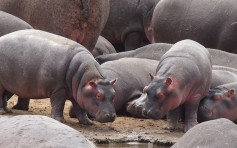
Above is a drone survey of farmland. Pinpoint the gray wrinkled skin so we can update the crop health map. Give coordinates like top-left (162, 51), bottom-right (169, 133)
top-left (172, 118), bottom-right (237, 148)
top-left (101, 0), bottom-right (160, 51)
top-left (0, 0), bottom-right (109, 51)
top-left (152, 0), bottom-right (237, 53)
top-left (0, 115), bottom-right (96, 148)
top-left (96, 43), bottom-right (237, 69)
top-left (0, 29), bottom-right (116, 125)
top-left (0, 11), bottom-right (32, 36)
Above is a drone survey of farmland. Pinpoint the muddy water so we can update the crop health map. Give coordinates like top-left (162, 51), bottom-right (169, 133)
top-left (96, 142), bottom-right (170, 148)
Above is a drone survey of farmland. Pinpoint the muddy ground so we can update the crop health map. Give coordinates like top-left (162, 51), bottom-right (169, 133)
top-left (4, 95), bottom-right (184, 147)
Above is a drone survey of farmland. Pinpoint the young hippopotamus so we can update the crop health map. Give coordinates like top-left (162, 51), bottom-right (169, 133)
top-left (198, 82), bottom-right (237, 123)
top-left (0, 29), bottom-right (116, 125)
top-left (140, 40), bottom-right (212, 132)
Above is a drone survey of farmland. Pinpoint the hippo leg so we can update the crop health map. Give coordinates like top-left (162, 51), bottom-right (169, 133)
top-left (70, 99), bottom-right (93, 125)
top-left (163, 106), bottom-right (181, 130)
top-left (12, 98), bottom-right (30, 110)
top-left (2, 94), bottom-right (12, 113)
top-left (124, 32), bottom-right (142, 51)
top-left (50, 90), bottom-right (66, 123)
top-left (184, 94), bottom-right (201, 132)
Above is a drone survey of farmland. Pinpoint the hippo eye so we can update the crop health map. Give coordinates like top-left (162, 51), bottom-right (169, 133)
top-left (213, 95), bottom-right (222, 102)
top-left (156, 92), bottom-right (165, 100)
top-left (96, 92), bottom-right (104, 101)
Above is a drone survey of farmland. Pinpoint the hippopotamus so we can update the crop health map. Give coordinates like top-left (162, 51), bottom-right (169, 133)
top-left (91, 36), bottom-right (117, 58)
top-left (101, 0), bottom-right (160, 51)
top-left (171, 118), bottom-right (237, 148)
top-left (0, 11), bottom-right (32, 36)
top-left (0, 29), bottom-right (116, 125)
top-left (197, 65), bottom-right (237, 122)
top-left (139, 40), bottom-right (212, 132)
top-left (96, 43), bottom-right (237, 69)
top-left (198, 82), bottom-right (237, 122)
top-left (152, 0), bottom-right (237, 53)
top-left (0, 0), bottom-right (109, 51)
top-left (0, 115), bottom-right (96, 148)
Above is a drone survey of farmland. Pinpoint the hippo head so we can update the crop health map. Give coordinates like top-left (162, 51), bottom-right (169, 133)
top-left (78, 79), bottom-right (116, 123)
top-left (198, 88), bottom-right (236, 122)
top-left (142, 73), bottom-right (182, 119)
top-left (141, 0), bottom-right (160, 43)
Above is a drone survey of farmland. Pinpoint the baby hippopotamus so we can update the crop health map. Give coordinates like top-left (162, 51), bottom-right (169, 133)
top-left (198, 82), bottom-right (237, 122)
top-left (0, 29), bottom-right (116, 125)
top-left (140, 40), bottom-right (212, 132)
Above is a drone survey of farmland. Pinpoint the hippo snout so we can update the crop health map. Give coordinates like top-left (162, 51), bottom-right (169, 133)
top-left (96, 112), bottom-right (116, 123)
top-left (197, 105), bottom-right (212, 122)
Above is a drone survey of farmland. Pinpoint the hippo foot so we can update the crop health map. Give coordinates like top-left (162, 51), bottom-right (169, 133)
top-left (163, 122), bottom-right (178, 131)
top-left (12, 104), bottom-right (29, 111)
top-left (184, 121), bottom-right (198, 132)
top-left (0, 107), bottom-right (12, 114)
top-left (3, 107), bottom-right (13, 113)
top-left (52, 116), bottom-right (66, 123)
top-left (79, 118), bottom-right (93, 125)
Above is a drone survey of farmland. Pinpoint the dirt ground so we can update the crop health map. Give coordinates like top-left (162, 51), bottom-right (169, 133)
top-left (4, 95), bottom-right (184, 147)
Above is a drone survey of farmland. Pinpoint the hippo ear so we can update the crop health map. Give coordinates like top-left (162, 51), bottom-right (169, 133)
top-left (148, 72), bottom-right (154, 80)
top-left (110, 79), bottom-right (117, 86)
top-left (84, 80), bottom-right (97, 92)
top-left (166, 77), bottom-right (172, 86)
top-left (89, 80), bottom-right (97, 88)
top-left (226, 89), bottom-right (235, 99)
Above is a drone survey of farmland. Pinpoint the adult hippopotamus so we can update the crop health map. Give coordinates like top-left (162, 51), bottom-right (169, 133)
top-left (0, 29), bottom-right (116, 125)
top-left (91, 36), bottom-right (117, 58)
top-left (96, 43), bottom-right (237, 69)
top-left (171, 118), bottom-right (237, 148)
top-left (101, 0), bottom-right (159, 51)
top-left (0, 115), bottom-right (96, 148)
top-left (0, 0), bottom-right (109, 51)
top-left (139, 40), bottom-right (212, 132)
top-left (152, 0), bottom-right (237, 53)
top-left (0, 11), bottom-right (32, 36)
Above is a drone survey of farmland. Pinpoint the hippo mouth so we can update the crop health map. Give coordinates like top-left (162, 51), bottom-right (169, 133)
top-left (142, 108), bottom-right (165, 119)
top-left (197, 105), bottom-right (213, 122)
top-left (95, 112), bottom-right (116, 123)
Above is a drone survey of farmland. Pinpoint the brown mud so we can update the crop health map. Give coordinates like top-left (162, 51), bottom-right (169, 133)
top-left (4, 95), bottom-right (184, 147)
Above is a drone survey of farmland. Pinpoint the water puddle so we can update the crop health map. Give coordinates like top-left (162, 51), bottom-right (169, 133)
top-left (96, 142), bottom-right (170, 148)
